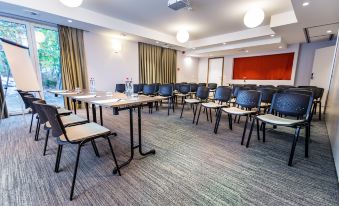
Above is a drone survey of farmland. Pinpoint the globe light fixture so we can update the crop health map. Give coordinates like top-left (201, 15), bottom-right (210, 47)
top-left (243, 7), bottom-right (265, 28)
top-left (60, 0), bottom-right (83, 8)
top-left (35, 31), bottom-right (46, 43)
top-left (176, 29), bottom-right (190, 43)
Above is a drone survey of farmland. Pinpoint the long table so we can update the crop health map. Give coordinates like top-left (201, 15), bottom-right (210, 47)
top-left (49, 90), bottom-right (166, 173)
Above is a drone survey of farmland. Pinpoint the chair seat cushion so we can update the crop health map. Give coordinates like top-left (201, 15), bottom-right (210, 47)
top-left (176, 93), bottom-right (190, 97)
top-left (59, 122), bottom-right (110, 142)
top-left (257, 114), bottom-right (305, 126)
top-left (57, 108), bottom-right (72, 115)
top-left (45, 114), bottom-right (87, 128)
top-left (222, 107), bottom-right (256, 115)
top-left (202, 102), bottom-right (223, 108)
top-left (185, 99), bottom-right (200, 103)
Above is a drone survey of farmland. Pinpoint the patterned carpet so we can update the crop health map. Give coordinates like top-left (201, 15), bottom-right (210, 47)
top-left (0, 105), bottom-right (338, 206)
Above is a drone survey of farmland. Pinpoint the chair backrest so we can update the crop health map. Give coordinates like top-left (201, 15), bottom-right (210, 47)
top-left (39, 103), bottom-right (66, 139)
top-left (257, 88), bottom-right (277, 103)
top-left (32, 100), bottom-right (48, 124)
top-left (25, 96), bottom-right (41, 114)
top-left (236, 90), bottom-right (262, 109)
top-left (269, 93), bottom-right (313, 119)
top-left (196, 86), bottom-right (210, 100)
top-left (159, 84), bottom-right (173, 97)
top-left (143, 84), bottom-right (156, 95)
top-left (198, 83), bottom-right (206, 87)
top-left (208, 83), bottom-right (217, 90)
top-left (115, 84), bottom-right (125, 93)
top-left (233, 86), bottom-right (249, 98)
top-left (284, 88), bottom-right (313, 96)
top-left (258, 85), bottom-right (275, 89)
top-left (17, 90), bottom-right (34, 109)
top-left (244, 84), bottom-right (257, 90)
top-left (298, 86), bottom-right (317, 88)
top-left (313, 87), bottom-right (324, 100)
top-left (214, 86), bottom-right (232, 102)
top-left (189, 83), bottom-right (198, 93)
top-left (174, 83), bottom-right (181, 91)
top-left (179, 84), bottom-right (191, 94)
top-left (154, 83), bottom-right (160, 92)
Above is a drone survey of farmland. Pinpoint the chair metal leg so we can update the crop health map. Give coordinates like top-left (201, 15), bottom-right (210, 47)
top-left (256, 119), bottom-right (260, 141)
top-left (288, 127), bottom-right (301, 166)
top-left (172, 97), bottom-right (175, 113)
top-left (43, 129), bottom-right (50, 156)
top-left (34, 119), bottom-right (40, 141)
top-left (262, 123), bottom-right (266, 142)
top-left (241, 115), bottom-right (249, 145)
top-left (55, 145), bottom-right (63, 173)
top-left (209, 108), bottom-right (212, 123)
top-left (91, 140), bottom-right (100, 157)
top-left (196, 104), bottom-right (203, 125)
top-left (319, 102), bottom-right (322, 120)
top-left (205, 107), bottom-right (209, 122)
top-left (167, 98), bottom-right (170, 116)
top-left (107, 137), bottom-right (121, 176)
top-left (180, 102), bottom-right (186, 118)
top-left (228, 114), bottom-right (233, 130)
top-left (70, 144), bottom-right (82, 200)
top-left (305, 124), bottom-right (310, 158)
top-left (29, 113), bottom-right (34, 133)
top-left (214, 108), bottom-right (221, 134)
top-left (246, 118), bottom-right (256, 148)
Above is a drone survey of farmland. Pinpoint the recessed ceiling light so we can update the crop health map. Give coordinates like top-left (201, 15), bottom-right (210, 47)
top-left (60, 0), bottom-right (83, 8)
top-left (176, 29), bottom-right (190, 43)
top-left (327, 30), bottom-right (332, 34)
top-left (302, 2), bottom-right (310, 7)
top-left (222, 42), bottom-right (227, 45)
top-left (245, 50), bottom-right (249, 53)
top-left (192, 47), bottom-right (196, 50)
top-left (67, 19), bottom-right (73, 23)
top-left (279, 46), bottom-right (283, 49)
top-left (156, 41), bottom-right (159, 44)
top-left (244, 7), bottom-right (265, 28)
top-left (270, 34), bottom-right (275, 37)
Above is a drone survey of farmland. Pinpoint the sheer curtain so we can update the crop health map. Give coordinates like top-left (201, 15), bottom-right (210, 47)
top-left (139, 42), bottom-right (176, 84)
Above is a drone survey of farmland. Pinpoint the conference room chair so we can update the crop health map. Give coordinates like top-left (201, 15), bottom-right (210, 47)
top-left (198, 83), bottom-right (206, 87)
top-left (196, 86), bottom-right (232, 126)
top-left (115, 84), bottom-right (125, 93)
top-left (133, 84), bottom-right (140, 94)
top-left (18, 92), bottom-right (35, 132)
top-left (39, 103), bottom-right (121, 200)
top-left (312, 87), bottom-right (324, 120)
top-left (257, 88), bottom-right (277, 114)
top-left (246, 92), bottom-right (313, 166)
top-left (189, 83), bottom-right (198, 98)
top-left (175, 84), bottom-right (191, 104)
top-left (143, 84), bottom-right (157, 113)
top-left (244, 84), bottom-right (257, 90)
top-left (214, 90), bottom-right (262, 145)
top-left (158, 84), bottom-right (175, 115)
top-left (258, 85), bottom-right (276, 88)
top-left (180, 86), bottom-right (210, 124)
top-left (25, 96), bottom-right (72, 135)
top-left (33, 100), bottom-right (88, 155)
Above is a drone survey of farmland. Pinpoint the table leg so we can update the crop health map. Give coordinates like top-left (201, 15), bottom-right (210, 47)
top-left (85, 102), bottom-right (90, 122)
top-left (92, 104), bottom-right (97, 123)
top-left (113, 108), bottom-right (135, 174)
top-left (66, 97), bottom-right (71, 110)
top-left (100, 106), bottom-right (103, 126)
top-left (73, 99), bottom-right (77, 114)
top-left (138, 106), bottom-right (156, 156)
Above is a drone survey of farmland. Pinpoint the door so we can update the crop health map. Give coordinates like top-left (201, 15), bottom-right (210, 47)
top-left (208, 57), bottom-right (224, 85)
top-left (310, 46), bottom-right (335, 108)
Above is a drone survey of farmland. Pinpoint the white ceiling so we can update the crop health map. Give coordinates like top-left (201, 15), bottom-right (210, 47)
top-left (82, 0), bottom-right (292, 40)
top-left (0, 0), bottom-right (338, 57)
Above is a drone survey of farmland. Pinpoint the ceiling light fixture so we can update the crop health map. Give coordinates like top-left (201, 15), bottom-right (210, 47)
top-left (270, 34), bottom-right (275, 37)
top-left (156, 41), bottom-right (160, 44)
top-left (222, 42), bottom-right (227, 45)
top-left (176, 29), bottom-right (190, 43)
top-left (67, 19), bottom-right (73, 23)
top-left (327, 30), bottom-right (332, 34)
top-left (302, 2), bottom-right (310, 7)
top-left (244, 7), bottom-right (265, 28)
top-left (245, 50), bottom-right (249, 53)
top-left (279, 46), bottom-right (283, 49)
top-left (60, 0), bottom-right (83, 8)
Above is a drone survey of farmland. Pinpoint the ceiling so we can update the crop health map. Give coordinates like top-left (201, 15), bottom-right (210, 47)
top-left (81, 0), bottom-right (292, 40)
top-left (0, 0), bottom-right (338, 57)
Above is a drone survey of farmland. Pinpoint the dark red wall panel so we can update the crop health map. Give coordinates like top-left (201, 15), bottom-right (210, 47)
top-left (233, 53), bottom-right (294, 80)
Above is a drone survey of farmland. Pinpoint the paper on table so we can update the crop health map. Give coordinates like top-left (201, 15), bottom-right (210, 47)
top-left (92, 99), bottom-right (122, 104)
top-left (73, 95), bottom-right (96, 99)
top-left (49, 90), bottom-right (68, 93)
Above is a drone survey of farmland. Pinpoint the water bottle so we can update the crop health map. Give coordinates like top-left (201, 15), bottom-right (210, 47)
top-left (92, 78), bottom-right (96, 93)
top-left (125, 77), bottom-right (133, 98)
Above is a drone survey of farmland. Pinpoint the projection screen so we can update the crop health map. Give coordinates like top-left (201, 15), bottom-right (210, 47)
top-left (1, 40), bottom-right (41, 92)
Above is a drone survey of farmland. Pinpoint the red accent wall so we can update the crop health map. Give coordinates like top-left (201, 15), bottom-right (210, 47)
top-left (233, 53), bottom-right (294, 80)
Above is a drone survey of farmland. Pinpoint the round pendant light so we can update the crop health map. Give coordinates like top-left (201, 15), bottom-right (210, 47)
top-left (243, 7), bottom-right (265, 28)
top-left (60, 0), bottom-right (83, 8)
top-left (176, 29), bottom-right (190, 43)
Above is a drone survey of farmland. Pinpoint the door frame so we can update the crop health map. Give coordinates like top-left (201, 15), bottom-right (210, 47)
top-left (207, 57), bottom-right (224, 86)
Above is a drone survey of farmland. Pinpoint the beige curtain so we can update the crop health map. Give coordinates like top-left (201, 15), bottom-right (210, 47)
top-left (139, 42), bottom-right (176, 84)
top-left (58, 26), bottom-right (88, 108)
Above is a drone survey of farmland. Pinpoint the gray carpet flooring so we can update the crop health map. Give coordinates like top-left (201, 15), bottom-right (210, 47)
top-left (0, 105), bottom-right (338, 206)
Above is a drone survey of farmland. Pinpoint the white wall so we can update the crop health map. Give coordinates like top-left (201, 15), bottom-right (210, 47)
top-left (177, 52), bottom-right (199, 83)
top-left (84, 32), bottom-right (197, 88)
top-left (84, 32), bottom-right (139, 91)
top-left (325, 35), bottom-right (339, 181)
top-left (198, 44), bottom-right (300, 86)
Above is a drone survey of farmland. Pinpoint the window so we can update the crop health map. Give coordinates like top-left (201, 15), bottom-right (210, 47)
top-left (0, 17), bottom-right (63, 115)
